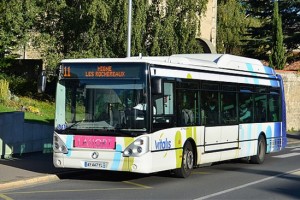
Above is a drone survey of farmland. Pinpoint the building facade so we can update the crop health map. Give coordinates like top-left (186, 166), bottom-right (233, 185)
top-left (198, 0), bottom-right (217, 52)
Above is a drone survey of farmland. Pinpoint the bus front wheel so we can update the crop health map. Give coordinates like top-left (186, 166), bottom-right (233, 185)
top-left (174, 141), bottom-right (194, 178)
top-left (250, 135), bottom-right (266, 164)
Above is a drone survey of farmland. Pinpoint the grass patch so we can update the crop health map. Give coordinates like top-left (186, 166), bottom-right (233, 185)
top-left (0, 96), bottom-right (55, 124)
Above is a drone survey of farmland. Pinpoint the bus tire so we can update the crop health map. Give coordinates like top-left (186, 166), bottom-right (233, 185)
top-left (250, 135), bottom-right (266, 164)
top-left (174, 141), bottom-right (194, 178)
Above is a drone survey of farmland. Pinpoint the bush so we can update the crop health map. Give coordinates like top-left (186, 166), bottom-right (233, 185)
top-left (0, 79), bottom-right (10, 103)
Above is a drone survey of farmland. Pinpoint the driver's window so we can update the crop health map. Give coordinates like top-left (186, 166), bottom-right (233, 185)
top-left (153, 82), bottom-right (174, 127)
top-left (164, 82), bottom-right (174, 114)
top-left (154, 82), bottom-right (174, 115)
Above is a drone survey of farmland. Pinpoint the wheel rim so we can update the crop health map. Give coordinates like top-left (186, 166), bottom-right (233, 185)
top-left (184, 149), bottom-right (193, 171)
top-left (258, 139), bottom-right (265, 160)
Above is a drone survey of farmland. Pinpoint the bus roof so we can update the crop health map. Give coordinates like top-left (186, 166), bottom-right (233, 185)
top-left (61, 54), bottom-right (275, 76)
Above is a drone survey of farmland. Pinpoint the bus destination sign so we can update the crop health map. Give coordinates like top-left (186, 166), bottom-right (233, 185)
top-left (86, 66), bottom-right (125, 78)
top-left (61, 63), bottom-right (143, 79)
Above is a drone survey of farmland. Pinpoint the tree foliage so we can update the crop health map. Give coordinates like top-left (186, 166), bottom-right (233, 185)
top-left (1, 0), bottom-right (209, 70)
top-left (217, 0), bottom-right (253, 55)
top-left (280, 0), bottom-right (300, 51)
top-left (269, 1), bottom-right (286, 70)
top-left (243, 0), bottom-right (300, 59)
top-left (0, 0), bottom-right (37, 58)
top-left (146, 0), bottom-right (207, 56)
top-left (2, 0), bottom-right (300, 71)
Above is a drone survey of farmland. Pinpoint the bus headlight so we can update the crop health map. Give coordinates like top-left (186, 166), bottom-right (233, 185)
top-left (53, 133), bottom-right (68, 154)
top-left (123, 136), bottom-right (149, 157)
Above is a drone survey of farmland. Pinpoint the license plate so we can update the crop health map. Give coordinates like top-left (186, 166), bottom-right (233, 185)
top-left (84, 161), bottom-right (108, 169)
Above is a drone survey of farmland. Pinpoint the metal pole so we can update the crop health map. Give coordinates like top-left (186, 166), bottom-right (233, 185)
top-left (127, 0), bottom-right (132, 58)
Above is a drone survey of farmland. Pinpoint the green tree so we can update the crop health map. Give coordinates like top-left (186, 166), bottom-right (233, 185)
top-left (269, 1), bottom-right (286, 70)
top-left (217, 0), bottom-right (251, 55)
top-left (147, 0), bottom-right (207, 56)
top-left (279, 0), bottom-right (300, 51)
top-left (145, 0), bottom-right (161, 55)
top-left (34, 0), bottom-right (67, 68)
top-left (243, 0), bottom-right (300, 58)
top-left (1, 1), bottom-right (210, 70)
top-left (34, 0), bottom-right (209, 69)
top-left (34, 0), bottom-right (113, 68)
top-left (0, 0), bottom-right (37, 59)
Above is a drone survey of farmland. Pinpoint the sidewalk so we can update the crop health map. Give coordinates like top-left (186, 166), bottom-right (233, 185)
top-left (1, 133), bottom-right (300, 192)
top-left (286, 132), bottom-right (300, 147)
top-left (0, 152), bottom-right (77, 191)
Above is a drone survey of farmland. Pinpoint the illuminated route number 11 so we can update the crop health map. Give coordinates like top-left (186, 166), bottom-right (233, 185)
top-left (64, 67), bottom-right (71, 77)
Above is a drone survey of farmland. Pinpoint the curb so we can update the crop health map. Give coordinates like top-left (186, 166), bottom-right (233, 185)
top-left (0, 174), bottom-right (59, 192)
top-left (0, 170), bottom-right (86, 192)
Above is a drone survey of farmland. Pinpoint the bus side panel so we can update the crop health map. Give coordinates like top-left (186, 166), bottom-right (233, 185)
top-left (150, 127), bottom-right (204, 172)
top-left (277, 74), bottom-right (287, 148)
top-left (238, 122), bottom-right (285, 158)
top-left (199, 151), bottom-right (221, 164)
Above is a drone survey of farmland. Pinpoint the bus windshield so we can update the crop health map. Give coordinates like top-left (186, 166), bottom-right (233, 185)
top-left (56, 79), bottom-right (148, 133)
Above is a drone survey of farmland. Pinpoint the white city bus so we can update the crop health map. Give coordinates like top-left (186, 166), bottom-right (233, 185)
top-left (52, 54), bottom-right (287, 178)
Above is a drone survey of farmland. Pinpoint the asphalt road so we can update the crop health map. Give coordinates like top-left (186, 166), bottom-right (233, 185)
top-left (1, 146), bottom-right (300, 200)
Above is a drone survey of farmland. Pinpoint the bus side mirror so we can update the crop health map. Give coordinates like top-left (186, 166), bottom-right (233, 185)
top-left (38, 70), bottom-right (47, 93)
top-left (152, 78), bottom-right (162, 95)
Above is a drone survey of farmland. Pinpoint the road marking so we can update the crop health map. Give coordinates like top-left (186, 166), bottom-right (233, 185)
top-left (2, 181), bottom-right (151, 196)
top-left (291, 171), bottom-right (300, 176)
top-left (291, 148), bottom-right (300, 151)
top-left (0, 194), bottom-right (13, 200)
top-left (122, 181), bottom-right (152, 189)
top-left (194, 168), bottom-right (300, 200)
top-left (272, 152), bottom-right (300, 158)
top-left (286, 146), bottom-right (300, 149)
top-left (3, 187), bottom-right (146, 195)
top-left (192, 172), bottom-right (211, 175)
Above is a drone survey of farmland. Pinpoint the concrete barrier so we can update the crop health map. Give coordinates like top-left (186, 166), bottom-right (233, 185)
top-left (0, 112), bottom-right (53, 159)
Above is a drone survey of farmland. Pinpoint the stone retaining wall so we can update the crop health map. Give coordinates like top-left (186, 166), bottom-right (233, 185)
top-left (278, 71), bottom-right (300, 131)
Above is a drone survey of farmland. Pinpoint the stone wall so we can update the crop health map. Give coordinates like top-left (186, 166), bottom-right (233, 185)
top-left (278, 71), bottom-right (300, 131)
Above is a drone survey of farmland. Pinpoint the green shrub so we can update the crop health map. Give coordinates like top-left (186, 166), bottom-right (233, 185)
top-left (0, 79), bottom-right (10, 103)
top-left (5, 75), bottom-right (31, 96)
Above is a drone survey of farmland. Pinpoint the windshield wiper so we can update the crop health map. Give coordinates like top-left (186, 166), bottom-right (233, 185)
top-left (66, 120), bottom-right (86, 130)
top-left (57, 120), bottom-right (87, 134)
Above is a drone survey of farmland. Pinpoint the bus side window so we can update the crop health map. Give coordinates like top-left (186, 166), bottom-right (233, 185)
top-left (202, 91), bottom-right (219, 125)
top-left (268, 94), bottom-right (280, 122)
top-left (239, 93), bottom-right (253, 123)
top-left (154, 95), bottom-right (164, 115)
top-left (153, 82), bottom-right (174, 126)
top-left (177, 90), bottom-right (197, 126)
top-left (254, 94), bottom-right (267, 122)
top-left (164, 82), bottom-right (174, 115)
top-left (221, 92), bottom-right (237, 124)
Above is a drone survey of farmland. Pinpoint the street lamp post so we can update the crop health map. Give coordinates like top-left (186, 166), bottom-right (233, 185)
top-left (127, 0), bottom-right (132, 58)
